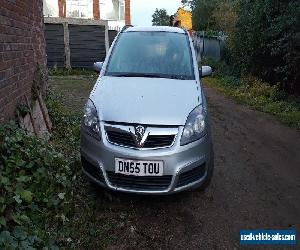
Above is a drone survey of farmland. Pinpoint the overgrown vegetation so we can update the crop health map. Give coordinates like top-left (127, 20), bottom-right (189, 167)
top-left (49, 68), bottom-right (97, 77)
top-left (183, 0), bottom-right (300, 126)
top-left (230, 0), bottom-right (299, 94)
top-left (203, 58), bottom-right (300, 129)
top-left (184, 0), bottom-right (300, 95)
top-left (0, 93), bottom-right (81, 248)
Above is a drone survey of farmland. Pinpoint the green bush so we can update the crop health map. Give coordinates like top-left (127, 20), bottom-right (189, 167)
top-left (0, 94), bottom-right (81, 248)
top-left (202, 57), bottom-right (241, 87)
top-left (191, 0), bottom-right (218, 30)
top-left (230, 0), bottom-right (300, 94)
top-left (191, 0), bottom-right (299, 94)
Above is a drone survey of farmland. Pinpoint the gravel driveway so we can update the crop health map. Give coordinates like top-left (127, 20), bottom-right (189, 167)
top-left (51, 76), bottom-right (300, 248)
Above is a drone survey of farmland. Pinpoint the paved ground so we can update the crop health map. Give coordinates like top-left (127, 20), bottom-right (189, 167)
top-left (51, 76), bottom-right (300, 249)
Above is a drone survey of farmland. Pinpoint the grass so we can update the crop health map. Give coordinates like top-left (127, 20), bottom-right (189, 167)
top-left (46, 93), bottom-right (125, 249)
top-left (203, 68), bottom-right (300, 129)
top-left (48, 76), bottom-right (96, 112)
top-left (49, 68), bottom-right (98, 77)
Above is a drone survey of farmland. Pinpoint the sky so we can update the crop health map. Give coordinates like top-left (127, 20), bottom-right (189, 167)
top-left (131, 0), bottom-right (183, 26)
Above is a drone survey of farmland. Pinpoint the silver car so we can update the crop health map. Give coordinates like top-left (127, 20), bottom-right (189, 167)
top-left (80, 26), bottom-right (214, 194)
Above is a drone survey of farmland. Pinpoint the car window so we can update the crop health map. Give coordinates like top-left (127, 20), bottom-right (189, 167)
top-left (105, 31), bottom-right (195, 80)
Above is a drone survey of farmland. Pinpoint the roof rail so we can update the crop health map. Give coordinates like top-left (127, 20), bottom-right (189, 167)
top-left (120, 25), bottom-right (133, 33)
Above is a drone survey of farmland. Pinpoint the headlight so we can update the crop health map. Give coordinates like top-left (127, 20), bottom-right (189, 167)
top-left (83, 99), bottom-right (100, 140)
top-left (181, 105), bottom-right (206, 145)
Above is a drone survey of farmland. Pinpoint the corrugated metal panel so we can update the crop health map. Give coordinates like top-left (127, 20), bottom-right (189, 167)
top-left (69, 24), bottom-right (106, 68)
top-left (44, 24), bottom-right (65, 68)
top-left (193, 34), bottom-right (225, 61)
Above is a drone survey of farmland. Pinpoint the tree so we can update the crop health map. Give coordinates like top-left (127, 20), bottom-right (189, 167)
top-left (181, 0), bottom-right (197, 10)
top-left (213, 0), bottom-right (238, 35)
top-left (152, 8), bottom-right (170, 26)
top-left (190, 0), bottom-right (299, 93)
top-left (191, 0), bottom-right (218, 31)
top-left (230, 0), bottom-right (300, 93)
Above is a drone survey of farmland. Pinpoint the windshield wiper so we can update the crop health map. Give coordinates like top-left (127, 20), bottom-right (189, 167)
top-left (168, 75), bottom-right (187, 80)
top-left (166, 75), bottom-right (193, 80)
top-left (108, 72), bottom-right (192, 80)
top-left (110, 73), bottom-right (166, 78)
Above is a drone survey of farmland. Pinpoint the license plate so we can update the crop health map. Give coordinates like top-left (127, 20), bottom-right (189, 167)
top-left (115, 158), bottom-right (164, 176)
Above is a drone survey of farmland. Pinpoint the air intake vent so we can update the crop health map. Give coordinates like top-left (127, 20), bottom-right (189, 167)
top-left (176, 164), bottom-right (206, 188)
top-left (107, 172), bottom-right (172, 191)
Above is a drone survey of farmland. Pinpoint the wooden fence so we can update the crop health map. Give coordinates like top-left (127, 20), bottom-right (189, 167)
top-left (44, 17), bottom-right (109, 69)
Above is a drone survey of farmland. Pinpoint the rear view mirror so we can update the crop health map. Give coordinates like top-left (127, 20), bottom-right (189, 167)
top-left (201, 66), bottom-right (212, 78)
top-left (93, 62), bottom-right (103, 73)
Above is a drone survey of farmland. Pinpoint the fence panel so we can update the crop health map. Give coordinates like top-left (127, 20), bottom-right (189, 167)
top-left (108, 30), bottom-right (118, 47)
top-left (69, 24), bottom-right (106, 68)
top-left (45, 24), bottom-right (65, 68)
top-left (203, 38), bottom-right (222, 60)
top-left (192, 33), bottom-right (225, 61)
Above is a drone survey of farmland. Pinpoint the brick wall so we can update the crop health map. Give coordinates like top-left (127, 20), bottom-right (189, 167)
top-left (0, 0), bottom-right (47, 123)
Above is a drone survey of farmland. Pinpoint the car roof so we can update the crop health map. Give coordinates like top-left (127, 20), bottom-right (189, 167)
top-left (124, 26), bottom-right (186, 34)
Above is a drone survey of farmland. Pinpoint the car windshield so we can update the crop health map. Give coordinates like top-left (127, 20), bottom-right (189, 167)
top-left (105, 31), bottom-right (195, 80)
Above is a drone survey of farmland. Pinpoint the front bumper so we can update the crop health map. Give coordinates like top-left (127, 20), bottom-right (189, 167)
top-left (80, 122), bottom-right (212, 194)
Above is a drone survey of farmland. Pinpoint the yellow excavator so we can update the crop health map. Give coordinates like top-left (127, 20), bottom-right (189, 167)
top-left (170, 7), bottom-right (193, 35)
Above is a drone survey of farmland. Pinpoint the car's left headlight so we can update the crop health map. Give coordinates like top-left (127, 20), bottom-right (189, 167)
top-left (181, 105), bottom-right (206, 145)
top-left (83, 99), bottom-right (100, 140)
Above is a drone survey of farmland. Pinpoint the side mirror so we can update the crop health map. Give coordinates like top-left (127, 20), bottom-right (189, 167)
top-left (93, 62), bottom-right (103, 73)
top-left (200, 66), bottom-right (212, 78)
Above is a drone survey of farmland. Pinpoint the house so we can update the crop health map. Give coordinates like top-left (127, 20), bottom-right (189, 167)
top-left (43, 0), bottom-right (131, 30)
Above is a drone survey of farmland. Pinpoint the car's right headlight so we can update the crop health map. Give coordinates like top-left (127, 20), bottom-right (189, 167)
top-left (83, 99), bottom-right (100, 140)
top-left (180, 105), bottom-right (206, 146)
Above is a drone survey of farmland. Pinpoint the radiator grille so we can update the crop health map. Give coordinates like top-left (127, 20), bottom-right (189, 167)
top-left (106, 130), bottom-right (175, 149)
